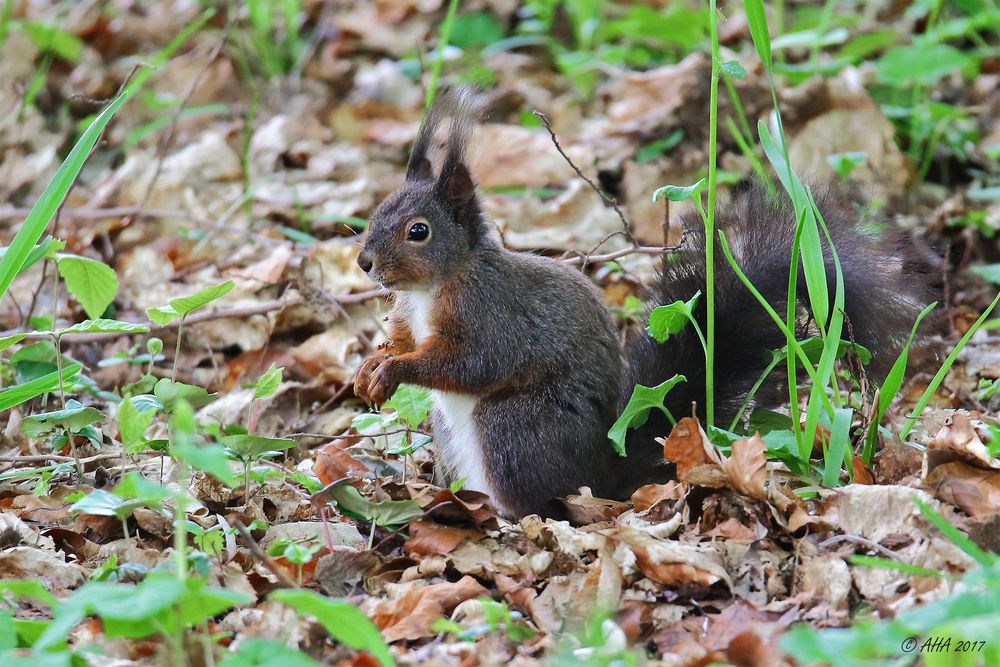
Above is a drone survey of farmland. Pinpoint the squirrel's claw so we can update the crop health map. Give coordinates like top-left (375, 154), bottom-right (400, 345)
top-left (353, 353), bottom-right (386, 404)
top-left (366, 360), bottom-right (400, 407)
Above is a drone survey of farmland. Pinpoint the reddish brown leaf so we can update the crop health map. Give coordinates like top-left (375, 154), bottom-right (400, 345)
top-left (660, 417), bottom-right (717, 478)
top-left (370, 575), bottom-right (490, 642)
top-left (404, 520), bottom-right (483, 556)
top-left (720, 433), bottom-right (768, 501)
top-left (314, 435), bottom-right (371, 486)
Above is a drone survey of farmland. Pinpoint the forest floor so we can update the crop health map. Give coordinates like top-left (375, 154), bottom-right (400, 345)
top-left (1, 1), bottom-right (999, 666)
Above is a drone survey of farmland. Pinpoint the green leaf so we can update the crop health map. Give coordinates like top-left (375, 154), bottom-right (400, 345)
top-left (771, 27), bottom-right (848, 51)
top-left (270, 589), bottom-right (395, 667)
top-left (146, 306), bottom-right (180, 327)
top-left (154, 378), bottom-right (217, 412)
top-left (58, 318), bottom-right (149, 336)
top-left (652, 178), bottom-right (704, 203)
top-left (118, 396), bottom-right (156, 450)
top-left (70, 489), bottom-right (131, 520)
top-left (219, 638), bottom-right (324, 667)
top-left (253, 363), bottom-right (284, 400)
top-left (0, 580), bottom-right (58, 607)
top-left (450, 11), bottom-right (505, 49)
top-left (742, 0), bottom-right (771, 70)
top-left (146, 281), bottom-right (235, 326)
top-left (607, 375), bottom-right (686, 457)
top-left (970, 264), bottom-right (1000, 284)
top-left (647, 291), bottom-right (700, 344)
top-left (826, 151), bottom-right (868, 180)
top-left (21, 399), bottom-right (104, 438)
top-left (635, 129), bottom-right (683, 163)
top-left (22, 21), bottom-right (83, 61)
top-left (877, 43), bottom-right (975, 86)
top-left (221, 434), bottom-right (296, 460)
top-left (720, 59), bottom-right (746, 79)
top-left (173, 441), bottom-right (238, 488)
top-left (0, 334), bottom-right (26, 351)
top-left (979, 378), bottom-right (1000, 401)
top-left (325, 483), bottom-right (423, 527)
top-left (384, 384), bottom-right (433, 429)
top-left (114, 471), bottom-right (170, 503)
top-left (57, 256), bottom-right (118, 319)
top-left (0, 92), bottom-right (128, 303)
top-left (0, 363), bottom-right (81, 411)
top-left (147, 337), bottom-right (163, 357)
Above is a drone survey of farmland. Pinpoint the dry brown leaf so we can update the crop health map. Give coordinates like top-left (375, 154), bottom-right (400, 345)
top-left (925, 460), bottom-right (1000, 518)
top-left (617, 525), bottom-right (731, 589)
top-left (720, 433), bottom-right (768, 501)
top-left (925, 413), bottom-right (998, 472)
top-left (370, 575), bottom-right (490, 642)
top-left (703, 517), bottom-right (763, 544)
top-left (314, 436), bottom-right (372, 485)
top-left (851, 456), bottom-right (875, 484)
top-left (404, 520), bottom-right (483, 556)
top-left (660, 417), bottom-right (719, 479)
top-left (631, 481), bottom-right (684, 513)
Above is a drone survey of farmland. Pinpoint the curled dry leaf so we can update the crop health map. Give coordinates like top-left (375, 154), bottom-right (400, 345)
top-left (720, 433), bottom-right (768, 502)
top-left (631, 481), bottom-right (684, 513)
top-left (562, 486), bottom-right (630, 524)
top-left (314, 434), bottom-right (372, 486)
top-left (404, 520), bottom-right (483, 557)
top-left (369, 575), bottom-right (490, 642)
top-left (925, 460), bottom-right (1000, 519)
top-left (925, 412), bottom-right (998, 472)
top-left (659, 416), bottom-right (720, 479)
top-left (616, 524), bottom-right (731, 589)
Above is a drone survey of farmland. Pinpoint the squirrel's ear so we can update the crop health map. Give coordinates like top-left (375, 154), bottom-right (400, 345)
top-left (438, 162), bottom-right (476, 209)
top-left (407, 157), bottom-right (434, 182)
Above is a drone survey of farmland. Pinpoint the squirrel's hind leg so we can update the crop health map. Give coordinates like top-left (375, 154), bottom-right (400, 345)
top-left (474, 392), bottom-right (616, 521)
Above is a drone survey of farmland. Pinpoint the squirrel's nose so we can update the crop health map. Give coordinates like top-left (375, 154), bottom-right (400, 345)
top-left (357, 252), bottom-right (374, 273)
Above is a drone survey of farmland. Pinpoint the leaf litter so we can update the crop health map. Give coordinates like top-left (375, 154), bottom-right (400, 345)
top-left (0, 1), bottom-right (998, 665)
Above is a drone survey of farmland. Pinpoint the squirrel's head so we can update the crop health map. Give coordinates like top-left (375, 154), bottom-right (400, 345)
top-left (358, 89), bottom-right (488, 291)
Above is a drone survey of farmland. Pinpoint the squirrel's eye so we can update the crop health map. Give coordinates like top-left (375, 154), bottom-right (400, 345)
top-left (406, 222), bottom-right (430, 243)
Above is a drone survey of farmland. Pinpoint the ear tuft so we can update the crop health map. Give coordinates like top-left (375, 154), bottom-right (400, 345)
top-left (407, 157), bottom-right (434, 182)
top-left (439, 163), bottom-right (475, 207)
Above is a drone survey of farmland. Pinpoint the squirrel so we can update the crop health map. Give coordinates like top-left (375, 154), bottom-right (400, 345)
top-left (352, 90), bottom-right (930, 520)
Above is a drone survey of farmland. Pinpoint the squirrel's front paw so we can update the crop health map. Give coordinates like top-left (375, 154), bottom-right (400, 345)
top-left (354, 353), bottom-right (391, 404)
top-left (366, 359), bottom-right (401, 406)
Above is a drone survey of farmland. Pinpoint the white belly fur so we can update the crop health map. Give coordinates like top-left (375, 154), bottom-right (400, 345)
top-left (398, 291), bottom-right (495, 502)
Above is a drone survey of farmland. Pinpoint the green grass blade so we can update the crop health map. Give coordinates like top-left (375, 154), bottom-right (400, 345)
top-left (0, 92), bottom-right (128, 301)
top-left (718, 230), bottom-right (835, 417)
top-left (759, 121), bottom-right (829, 330)
top-left (424, 0), bottom-right (460, 109)
top-left (914, 497), bottom-right (997, 567)
top-left (802, 191), bottom-right (845, 462)
top-left (822, 407), bottom-right (853, 487)
top-left (864, 301), bottom-right (937, 460)
top-left (742, 0), bottom-right (772, 69)
top-left (900, 291), bottom-right (1000, 440)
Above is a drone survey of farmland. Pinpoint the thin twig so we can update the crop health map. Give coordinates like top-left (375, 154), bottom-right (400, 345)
top-left (0, 289), bottom-right (387, 343)
top-left (818, 533), bottom-right (904, 561)
top-left (532, 110), bottom-right (635, 246)
top-left (561, 244), bottom-right (676, 267)
top-left (231, 519), bottom-right (298, 588)
top-left (125, 23), bottom-right (234, 222)
top-left (0, 451), bottom-right (123, 464)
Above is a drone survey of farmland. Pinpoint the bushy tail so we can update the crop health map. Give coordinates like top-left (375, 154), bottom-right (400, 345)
top-left (619, 183), bottom-right (934, 475)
